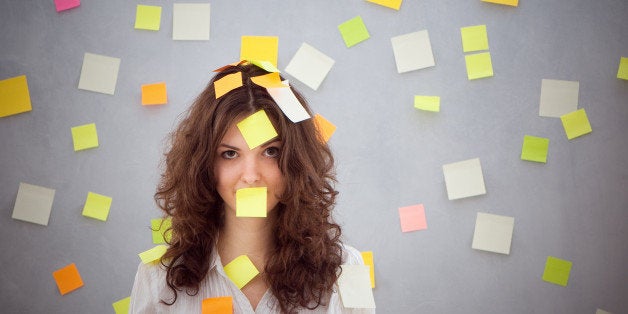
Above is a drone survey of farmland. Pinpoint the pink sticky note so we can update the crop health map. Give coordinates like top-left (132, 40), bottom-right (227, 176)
top-left (398, 204), bottom-right (427, 232)
top-left (54, 0), bottom-right (80, 12)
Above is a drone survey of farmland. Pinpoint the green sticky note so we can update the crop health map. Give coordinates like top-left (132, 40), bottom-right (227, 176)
top-left (465, 52), bottom-right (494, 80)
top-left (236, 110), bottom-right (278, 150)
top-left (82, 192), bottom-right (112, 221)
top-left (248, 60), bottom-right (280, 73)
top-left (617, 57), bottom-right (628, 80)
top-left (561, 108), bottom-right (592, 140)
top-left (151, 217), bottom-right (172, 244)
top-left (71, 123), bottom-right (99, 151)
top-left (112, 296), bottom-right (131, 314)
top-left (460, 25), bottom-right (489, 52)
top-left (542, 256), bottom-right (572, 287)
top-left (521, 135), bottom-right (549, 163)
top-left (135, 5), bottom-right (162, 31)
top-left (338, 16), bottom-right (370, 48)
top-left (223, 255), bottom-right (259, 289)
top-left (139, 245), bottom-right (168, 264)
top-left (0, 75), bottom-right (32, 118)
top-left (414, 95), bottom-right (440, 112)
top-left (236, 187), bottom-right (267, 218)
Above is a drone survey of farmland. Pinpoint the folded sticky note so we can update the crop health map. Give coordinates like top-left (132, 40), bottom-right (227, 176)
top-left (561, 108), bottom-right (592, 140)
top-left (141, 82), bottom-right (167, 105)
top-left (338, 16), bottom-right (370, 48)
top-left (151, 217), bottom-right (172, 244)
top-left (0, 75), bottom-right (32, 118)
top-left (78, 53), bottom-right (121, 95)
top-left (460, 25), bottom-right (489, 52)
top-left (313, 114), bottom-right (336, 143)
top-left (12, 182), bottom-right (55, 226)
top-left (202, 296), bottom-right (233, 314)
top-left (442, 158), bottom-right (486, 200)
top-left (360, 251), bottom-right (376, 288)
top-left (366, 0), bottom-right (402, 10)
top-left (135, 5), bottom-right (161, 31)
top-left (236, 110), bottom-right (278, 150)
top-left (285, 43), bottom-right (335, 90)
top-left (52, 263), bottom-right (84, 295)
top-left (214, 72), bottom-right (242, 99)
top-left (139, 245), bottom-right (168, 264)
top-left (82, 192), bottom-right (112, 221)
top-left (521, 135), bottom-right (549, 163)
top-left (224, 255), bottom-right (259, 289)
top-left (248, 60), bottom-right (280, 73)
top-left (337, 265), bottom-right (376, 308)
top-left (471, 212), bottom-right (515, 255)
top-left (391, 30), bottom-right (435, 73)
top-left (71, 123), bottom-right (99, 151)
top-left (539, 79), bottom-right (579, 118)
top-left (398, 204), bottom-right (427, 232)
top-left (542, 256), bottom-right (572, 287)
top-left (236, 187), bottom-right (267, 217)
top-left (414, 95), bottom-right (440, 112)
top-left (481, 0), bottom-right (518, 6)
top-left (54, 0), bottom-right (80, 12)
top-left (112, 296), bottom-right (131, 314)
top-left (173, 3), bottom-right (210, 40)
top-left (241, 36), bottom-right (279, 67)
top-left (251, 72), bottom-right (285, 89)
top-left (267, 87), bottom-right (311, 123)
top-left (465, 52), bottom-right (494, 80)
top-left (618, 57), bottom-right (628, 80)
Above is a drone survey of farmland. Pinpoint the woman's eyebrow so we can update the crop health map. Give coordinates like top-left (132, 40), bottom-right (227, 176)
top-left (218, 143), bottom-right (240, 150)
top-left (261, 138), bottom-right (282, 147)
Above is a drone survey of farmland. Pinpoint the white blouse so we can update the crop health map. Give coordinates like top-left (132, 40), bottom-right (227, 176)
top-left (129, 244), bottom-right (376, 314)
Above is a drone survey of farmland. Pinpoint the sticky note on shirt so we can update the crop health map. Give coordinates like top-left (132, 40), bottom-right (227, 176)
top-left (202, 296), bottom-right (233, 314)
top-left (236, 110), bottom-right (278, 150)
top-left (391, 30), bottom-right (435, 73)
top-left (82, 192), bottom-right (112, 221)
top-left (52, 263), bottom-right (84, 295)
top-left (414, 95), bottom-right (440, 112)
top-left (214, 72), bottom-right (242, 99)
top-left (460, 25), bottom-right (489, 52)
top-left (141, 82), bottom-right (167, 105)
top-left (481, 0), bottom-right (518, 6)
top-left (236, 187), bottom-right (267, 217)
top-left (337, 265), bottom-right (376, 308)
top-left (360, 251), bottom-right (376, 288)
top-left (139, 245), bottom-right (168, 264)
top-left (240, 36), bottom-right (279, 67)
top-left (398, 204), bottom-right (427, 232)
top-left (521, 135), bottom-right (549, 163)
top-left (54, 0), bottom-right (80, 12)
top-left (12, 182), bottom-right (55, 226)
top-left (173, 3), bottom-right (210, 40)
top-left (561, 108), bottom-right (592, 140)
top-left (135, 5), bottom-right (161, 31)
top-left (539, 79), bottom-right (579, 118)
top-left (78, 53), bottom-right (121, 95)
top-left (442, 158), bottom-right (487, 200)
top-left (542, 256), bottom-right (572, 287)
top-left (338, 16), bottom-right (370, 48)
top-left (151, 217), bottom-right (172, 244)
top-left (285, 43), bottom-right (335, 90)
top-left (366, 0), bottom-right (402, 10)
top-left (472, 212), bottom-right (515, 255)
top-left (267, 87), bottom-right (311, 123)
top-left (224, 255), bottom-right (260, 289)
top-left (0, 75), bottom-right (32, 118)
top-left (71, 123), bottom-right (99, 151)
top-left (112, 296), bottom-right (131, 314)
top-left (313, 114), bottom-right (336, 143)
top-left (465, 52), bottom-right (494, 80)
top-left (618, 57), bottom-right (628, 80)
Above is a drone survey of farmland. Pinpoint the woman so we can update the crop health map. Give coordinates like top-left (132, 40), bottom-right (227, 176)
top-left (130, 62), bottom-right (373, 313)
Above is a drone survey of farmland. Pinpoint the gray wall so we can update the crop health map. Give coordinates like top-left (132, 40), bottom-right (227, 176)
top-left (1, 0), bottom-right (627, 313)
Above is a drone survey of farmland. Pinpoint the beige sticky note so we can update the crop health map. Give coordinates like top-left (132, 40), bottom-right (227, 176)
top-left (0, 75), bottom-right (32, 118)
top-left (236, 110), bottom-right (278, 150)
top-left (139, 245), bottom-right (168, 264)
top-left (214, 72), bottom-right (243, 99)
top-left (539, 79), bottom-right (579, 118)
top-left (360, 251), bottom-right (376, 288)
top-left (472, 212), bottom-right (515, 255)
top-left (236, 187), bottom-right (267, 217)
top-left (78, 53), bottom-right (121, 95)
top-left (442, 158), bottom-right (486, 200)
top-left (240, 36), bottom-right (279, 67)
top-left (172, 3), bottom-right (210, 40)
top-left (561, 108), bottom-right (592, 140)
top-left (223, 255), bottom-right (260, 289)
top-left (82, 192), bottom-right (112, 221)
top-left (12, 182), bottom-right (55, 226)
top-left (266, 86), bottom-right (311, 123)
top-left (337, 265), bottom-right (376, 308)
top-left (391, 30), bottom-right (435, 73)
top-left (284, 43), bottom-right (335, 90)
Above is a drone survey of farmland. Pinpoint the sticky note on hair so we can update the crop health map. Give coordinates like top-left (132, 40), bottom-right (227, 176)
top-left (398, 204), bottom-right (427, 232)
top-left (214, 72), bottom-right (242, 99)
top-left (112, 297), bottom-right (131, 314)
top-left (313, 114), bottom-right (336, 143)
top-left (561, 108), bottom-right (592, 140)
top-left (338, 16), bottom-right (370, 48)
top-left (337, 265), bottom-right (376, 308)
top-left (52, 263), bottom-right (84, 295)
top-left (202, 296), bottom-right (233, 314)
top-left (151, 217), bottom-right (172, 244)
top-left (521, 135), bottom-right (549, 163)
top-left (141, 82), bottom-right (167, 105)
top-left (460, 25), bottom-right (489, 52)
top-left (135, 5), bottom-right (162, 31)
top-left (472, 212), bottom-right (515, 255)
top-left (236, 187), bottom-right (267, 217)
top-left (414, 95), bottom-right (440, 112)
top-left (248, 60), bottom-right (280, 73)
top-left (82, 192), bottom-right (112, 221)
top-left (251, 72), bottom-right (286, 89)
top-left (71, 123), bottom-right (99, 151)
top-left (12, 182), bottom-right (55, 226)
top-left (0, 75), bottom-right (32, 118)
top-left (267, 87), bottom-right (310, 123)
top-left (360, 251), bottom-right (376, 288)
top-left (366, 0), bottom-right (402, 10)
top-left (236, 110), bottom-right (278, 150)
top-left (224, 255), bottom-right (260, 289)
top-left (442, 158), bottom-right (486, 200)
top-left (465, 52), bottom-right (494, 80)
top-left (240, 36), bottom-right (279, 67)
top-left (542, 256), bottom-right (572, 286)
top-left (139, 245), bottom-right (168, 264)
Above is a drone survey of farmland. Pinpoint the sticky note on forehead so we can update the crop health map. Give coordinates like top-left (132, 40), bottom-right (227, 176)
top-left (236, 187), bottom-right (267, 218)
top-left (236, 110), bottom-right (278, 150)
top-left (214, 72), bottom-right (242, 99)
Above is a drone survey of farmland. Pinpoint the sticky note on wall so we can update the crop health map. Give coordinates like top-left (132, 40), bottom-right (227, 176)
top-left (414, 95), bottom-right (440, 112)
top-left (521, 135), bottom-right (549, 163)
top-left (54, 0), bottom-right (80, 12)
top-left (82, 192), bottom-right (112, 221)
top-left (52, 263), bottom-right (84, 295)
top-left (539, 79), bottom-right (579, 118)
top-left (471, 212), bottom-right (515, 255)
top-left (398, 204), bottom-right (427, 232)
top-left (465, 52), bottom-right (494, 80)
top-left (78, 53), bottom-right (121, 95)
top-left (481, 0), bottom-right (519, 7)
top-left (240, 36), bottom-right (279, 67)
top-left (442, 158), bottom-right (487, 200)
top-left (71, 123), bottom-right (99, 151)
top-left (338, 16), bottom-right (370, 48)
top-left (542, 256), bottom-right (572, 286)
top-left (361, 251), bottom-right (376, 288)
top-left (561, 108), bottom-right (592, 140)
top-left (0, 75), bottom-right (32, 118)
top-left (460, 25), bottom-right (489, 52)
top-left (172, 3), bottom-right (211, 40)
top-left (618, 57), bottom-right (628, 80)
top-left (135, 5), bottom-right (162, 31)
top-left (12, 182), bottom-right (55, 226)
top-left (366, 0), bottom-right (403, 10)
top-left (284, 42), bottom-right (335, 91)
top-left (141, 82), bottom-right (167, 105)
top-left (391, 30), bottom-right (435, 73)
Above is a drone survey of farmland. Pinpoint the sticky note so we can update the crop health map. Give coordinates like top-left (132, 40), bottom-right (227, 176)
top-left (202, 296), bottom-right (233, 314)
top-left (414, 95), bottom-right (440, 112)
top-left (521, 135), bottom-right (549, 163)
top-left (442, 158), bottom-right (486, 200)
top-left (172, 3), bottom-right (210, 40)
top-left (139, 245), bottom-right (168, 264)
top-left (141, 82), bottom-right (167, 105)
top-left (78, 53), bottom-right (121, 95)
top-left (236, 187), bottom-right (267, 217)
top-left (460, 25), bottom-right (489, 52)
top-left (361, 251), bottom-right (376, 288)
top-left (0, 75), bottom-right (32, 118)
top-left (313, 114), bottom-right (336, 143)
top-left (398, 204), bottom-right (427, 232)
top-left (12, 182), bottom-right (55, 226)
top-left (618, 57), bottom-right (628, 80)
top-left (285, 42), bottom-right (335, 90)
top-left (481, 0), bottom-right (518, 6)
top-left (465, 52), bottom-right (493, 80)
top-left (240, 36), bottom-right (279, 67)
top-left (71, 123), bottom-right (99, 151)
top-left (267, 87), bottom-right (311, 123)
top-left (542, 256), bottom-right (572, 287)
top-left (595, 309), bottom-right (612, 314)
top-left (250, 72), bottom-right (285, 89)
top-left (337, 265), bottom-right (376, 308)
top-left (151, 217), bottom-right (172, 244)
top-left (52, 263), bottom-right (84, 295)
top-left (236, 110), bottom-right (278, 150)
top-left (338, 16), bottom-right (370, 48)
top-left (391, 30), bottom-right (435, 73)
top-left (214, 72), bottom-right (242, 99)
top-left (82, 192), bottom-right (112, 221)
top-left (223, 255), bottom-right (260, 289)
top-left (135, 5), bottom-right (161, 31)
top-left (366, 0), bottom-right (402, 10)
top-left (539, 79), bottom-right (579, 118)
top-left (112, 296), bottom-right (131, 314)
top-left (54, 0), bottom-right (80, 12)
top-left (561, 109), bottom-right (592, 140)
top-left (248, 60), bottom-right (280, 73)
top-left (472, 212), bottom-right (515, 255)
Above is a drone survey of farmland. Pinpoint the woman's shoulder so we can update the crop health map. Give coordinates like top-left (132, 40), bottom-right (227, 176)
top-left (340, 243), bottom-right (365, 265)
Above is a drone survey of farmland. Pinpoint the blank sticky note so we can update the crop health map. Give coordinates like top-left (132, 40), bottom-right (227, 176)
top-left (135, 5), bottom-right (161, 31)
top-left (460, 25), bottom-right (489, 52)
top-left (472, 212), bottom-right (515, 255)
top-left (391, 30), bottom-right (436, 73)
top-left (414, 95), bottom-right (440, 112)
top-left (54, 0), bottom-right (80, 12)
top-left (78, 53), bottom-right (121, 95)
top-left (595, 309), bottom-right (612, 314)
top-left (251, 72), bottom-right (285, 89)
top-left (236, 187), bottom-right (267, 218)
top-left (561, 109), bottom-right (592, 140)
top-left (443, 158), bottom-right (486, 200)
top-left (285, 43), bottom-right (335, 90)
top-left (465, 52), bottom-right (494, 80)
top-left (173, 3), bottom-right (210, 40)
top-left (236, 110), bottom-right (278, 150)
top-left (52, 263), bottom-right (84, 295)
top-left (151, 217), bottom-right (172, 244)
top-left (361, 251), bottom-right (376, 288)
top-left (71, 123), bottom-right (99, 151)
top-left (240, 36), bottom-right (279, 67)
top-left (0, 75), bottom-right (32, 118)
top-left (337, 265), bottom-right (376, 309)
top-left (12, 182), bottom-right (55, 226)
top-left (82, 192), bottom-right (112, 221)
top-left (542, 256), bottom-right (572, 287)
top-left (313, 114), bottom-right (336, 143)
top-left (224, 255), bottom-right (259, 289)
top-left (267, 87), bottom-right (311, 123)
top-left (482, 0), bottom-right (518, 6)
top-left (139, 245), bottom-right (168, 264)
top-left (618, 57), bottom-right (628, 80)
top-left (214, 72), bottom-right (242, 99)
top-left (141, 82), bottom-right (167, 105)
top-left (112, 296), bottom-right (131, 314)
top-left (202, 296), bottom-right (233, 314)
top-left (539, 79), bottom-right (579, 118)
top-left (398, 204), bottom-right (427, 232)
top-left (521, 135), bottom-right (549, 163)
top-left (366, 0), bottom-right (402, 10)
top-left (338, 16), bottom-right (370, 48)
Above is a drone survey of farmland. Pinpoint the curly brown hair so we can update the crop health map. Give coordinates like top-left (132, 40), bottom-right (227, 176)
top-left (155, 63), bottom-right (343, 313)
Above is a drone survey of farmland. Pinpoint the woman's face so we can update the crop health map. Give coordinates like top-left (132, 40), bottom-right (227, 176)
top-left (214, 122), bottom-right (286, 215)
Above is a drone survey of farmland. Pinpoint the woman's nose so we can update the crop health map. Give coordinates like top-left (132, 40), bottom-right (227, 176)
top-left (240, 156), bottom-right (261, 184)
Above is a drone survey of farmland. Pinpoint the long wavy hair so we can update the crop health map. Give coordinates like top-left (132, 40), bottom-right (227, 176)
top-left (155, 63), bottom-right (342, 313)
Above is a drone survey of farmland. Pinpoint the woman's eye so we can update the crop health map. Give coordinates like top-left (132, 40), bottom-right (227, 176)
top-left (221, 150), bottom-right (238, 159)
top-left (263, 147), bottom-right (280, 158)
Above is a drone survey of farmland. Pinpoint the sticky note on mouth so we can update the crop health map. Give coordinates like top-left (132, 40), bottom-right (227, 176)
top-left (236, 187), bottom-right (267, 217)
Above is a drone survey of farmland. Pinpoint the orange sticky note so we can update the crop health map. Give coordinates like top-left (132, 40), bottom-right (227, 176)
top-left (52, 263), bottom-right (84, 295)
top-left (214, 72), bottom-right (243, 99)
top-left (240, 36), bottom-right (279, 67)
top-left (361, 251), bottom-right (376, 288)
top-left (398, 204), bottom-right (427, 232)
top-left (202, 296), bottom-right (233, 314)
top-left (251, 72), bottom-right (285, 88)
top-left (141, 82), bottom-right (167, 105)
top-left (0, 75), bottom-right (32, 118)
top-left (313, 114), bottom-right (336, 143)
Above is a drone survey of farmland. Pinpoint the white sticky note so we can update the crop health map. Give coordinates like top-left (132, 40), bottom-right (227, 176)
top-left (12, 182), bottom-right (55, 226)
top-left (391, 30), bottom-right (435, 73)
top-left (78, 53), bottom-right (121, 95)
top-left (539, 79), bottom-right (579, 118)
top-left (472, 212), bottom-right (515, 255)
top-left (442, 158), bottom-right (486, 200)
top-left (173, 3), bottom-right (210, 40)
top-left (337, 265), bottom-right (376, 309)
top-left (284, 43), bottom-right (335, 90)
top-left (266, 87), bottom-right (311, 123)
top-left (595, 309), bottom-right (612, 314)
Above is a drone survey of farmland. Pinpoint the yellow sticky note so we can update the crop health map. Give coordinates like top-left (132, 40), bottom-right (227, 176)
top-left (460, 25), bottom-right (489, 52)
top-left (0, 75), bottom-right (32, 118)
top-left (617, 57), bottom-right (628, 80)
top-left (313, 114), bottom-right (336, 143)
top-left (240, 36), bottom-right (279, 67)
top-left (214, 72), bottom-right (243, 99)
top-left (223, 255), bottom-right (259, 289)
top-left (236, 110), bottom-right (278, 150)
top-left (465, 52), bottom-right (494, 80)
top-left (248, 60), bottom-right (280, 73)
top-left (139, 245), bottom-right (168, 264)
top-left (251, 72), bottom-right (285, 88)
top-left (482, 0), bottom-right (519, 7)
top-left (361, 251), bottom-right (376, 288)
top-left (542, 256), bottom-right (572, 287)
top-left (135, 5), bottom-right (162, 31)
top-left (52, 263), bottom-right (84, 295)
top-left (112, 296), bottom-right (131, 314)
top-left (71, 123), bottom-right (99, 151)
top-left (141, 82), bottom-right (167, 105)
top-left (414, 95), bottom-right (440, 112)
top-left (236, 187), bottom-right (267, 217)
top-left (338, 16), bottom-right (370, 48)
top-left (521, 135), bottom-right (549, 163)
top-left (366, 0), bottom-right (402, 10)
top-left (202, 296), bottom-right (233, 314)
top-left (151, 217), bottom-right (172, 244)
top-left (82, 192), bottom-right (112, 221)
top-left (561, 108), bottom-right (592, 140)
